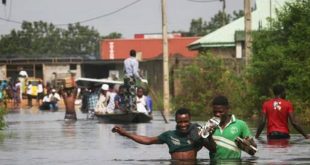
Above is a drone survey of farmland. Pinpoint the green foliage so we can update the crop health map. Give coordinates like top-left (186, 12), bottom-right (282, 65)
top-left (250, 0), bottom-right (310, 121)
top-left (0, 21), bottom-right (121, 58)
top-left (189, 18), bottom-right (208, 36)
top-left (232, 10), bottom-right (244, 21)
top-left (0, 107), bottom-right (6, 130)
top-left (173, 53), bottom-right (250, 117)
top-left (188, 10), bottom-right (244, 36)
top-left (206, 11), bottom-right (231, 33)
top-left (102, 32), bottom-right (122, 39)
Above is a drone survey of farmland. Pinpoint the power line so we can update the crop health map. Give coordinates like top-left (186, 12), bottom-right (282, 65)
top-left (55, 0), bottom-right (142, 26)
top-left (0, 0), bottom-right (142, 26)
top-left (0, 15), bottom-right (22, 24)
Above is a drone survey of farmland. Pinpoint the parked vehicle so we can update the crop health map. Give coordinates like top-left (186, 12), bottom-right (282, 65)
top-left (24, 77), bottom-right (42, 97)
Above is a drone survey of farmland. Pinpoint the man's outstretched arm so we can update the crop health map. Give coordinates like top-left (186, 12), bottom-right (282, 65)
top-left (112, 126), bottom-right (160, 144)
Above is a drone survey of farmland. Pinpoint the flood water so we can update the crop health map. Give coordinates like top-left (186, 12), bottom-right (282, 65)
top-left (1, 109), bottom-right (310, 165)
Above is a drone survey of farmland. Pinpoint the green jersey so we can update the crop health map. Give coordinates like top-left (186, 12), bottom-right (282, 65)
top-left (158, 125), bottom-right (203, 153)
top-left (210, 115), bottom-right (252, 160)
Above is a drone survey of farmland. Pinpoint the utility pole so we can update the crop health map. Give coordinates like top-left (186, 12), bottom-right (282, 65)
top-left (244, 0), bottom-right (252, 66)
top-left (269, 0), bottom-right (272, 19)
top-left (161, 0), bottom-right (170, 122)
top-left (220, 0), bottom-right (226, 26)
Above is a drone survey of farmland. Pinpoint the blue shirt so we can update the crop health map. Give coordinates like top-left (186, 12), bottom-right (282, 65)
top-left (124, 57), bottom-right (141, 79)
top-left (114, 94), bottom-right (126, 110)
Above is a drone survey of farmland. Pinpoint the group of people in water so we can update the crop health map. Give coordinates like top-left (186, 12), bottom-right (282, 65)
top-left (2, 50), bottom-right (309, 162)
top-left (112, 84), bottom-right (310, 161)
top-left (0, 67), bottom-right (64, 111)
top-left (0, 78), bottom-right (62, 112)
top-left (81, 83), bottom-right (153, 119)
top-left (0, 79), bottom-right (24, 109)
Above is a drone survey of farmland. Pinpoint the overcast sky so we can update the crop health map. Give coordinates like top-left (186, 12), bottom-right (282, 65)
top-left (0, 0), bottom-right (245, 38)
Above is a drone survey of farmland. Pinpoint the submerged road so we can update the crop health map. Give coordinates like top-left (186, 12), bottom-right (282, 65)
top-left (0, 109), bottom-right (310, 165)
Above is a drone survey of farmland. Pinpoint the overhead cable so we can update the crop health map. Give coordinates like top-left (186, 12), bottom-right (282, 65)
top-left (0, 0), bottom-right (142, 26)
top-left (55, 0), bottom-right (142, 26)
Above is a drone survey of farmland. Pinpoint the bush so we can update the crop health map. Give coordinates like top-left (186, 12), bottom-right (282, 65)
top-left (173, 52), bottom-right (252, 118)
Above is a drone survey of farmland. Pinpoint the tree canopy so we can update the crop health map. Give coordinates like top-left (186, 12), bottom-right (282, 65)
top-left (188, 10), bottom-right (244, 36)
top-left (0, 21), bottom-right (121, 58)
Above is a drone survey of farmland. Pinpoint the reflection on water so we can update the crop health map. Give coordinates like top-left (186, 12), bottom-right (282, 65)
top-left (0, 109), bottom-right (310, 165)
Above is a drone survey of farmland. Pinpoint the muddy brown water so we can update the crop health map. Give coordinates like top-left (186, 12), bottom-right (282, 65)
top-left (0, 109), bottom-right (310, 165)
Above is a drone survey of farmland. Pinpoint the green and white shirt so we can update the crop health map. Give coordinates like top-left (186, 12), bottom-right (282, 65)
top-left (210, 115), bottom-right (252, 160)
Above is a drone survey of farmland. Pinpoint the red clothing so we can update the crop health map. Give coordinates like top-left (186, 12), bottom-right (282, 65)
top-left (262, 98), bottom-right (293, 134)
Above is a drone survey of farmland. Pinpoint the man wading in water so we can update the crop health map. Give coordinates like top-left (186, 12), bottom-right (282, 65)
top-left (61, 87), bottom-right (78, 121)
top-left (112, 108), bottom-right (216, 160)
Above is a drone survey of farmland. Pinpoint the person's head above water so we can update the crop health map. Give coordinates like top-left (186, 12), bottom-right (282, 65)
top-left (272, 84), bottom-right (286, 99)
top-left (175, 108), bottom-right (192, 134)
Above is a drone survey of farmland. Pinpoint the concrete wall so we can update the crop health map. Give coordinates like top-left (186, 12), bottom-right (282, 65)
top-left (202, 47), bottom-right (245, 74)
top-left (140, 57), bottom-right (194, 98)
top-left (0, 65), bottom-right (6, 80)
top-left (209, 47), bottom-right (236, 59)
top-left (43, 64), bottom-right (81, 84)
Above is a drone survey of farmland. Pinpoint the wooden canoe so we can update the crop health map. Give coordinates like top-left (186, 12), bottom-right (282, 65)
top-left (95, 111), bottom-right (152, 123)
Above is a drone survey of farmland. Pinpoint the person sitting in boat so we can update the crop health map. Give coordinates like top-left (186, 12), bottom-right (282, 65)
top-left (39, 93), bottom-right (51, 110)
top-left (87, 85), bottom-right (99, 119)
top-left (94, 84), bottom-right (110, 114)
top-left (112, 108), bottom-right (217, 160)
top-left (48, 89), bottom-right (61, 111)
top-left (106, 84), bottom-right (118, 114)
top-left (80, 88), bottom-right (90, 113)
top-left (136, 87), bottom-right (149, 115)
top-left (143, 88), bottom-right (153, 115)
top-left (114, 85), bottom-right (127, 114)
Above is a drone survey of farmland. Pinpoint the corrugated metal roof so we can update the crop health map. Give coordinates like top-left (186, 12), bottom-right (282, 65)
top-left (188, 0), bottom-right (290, 50)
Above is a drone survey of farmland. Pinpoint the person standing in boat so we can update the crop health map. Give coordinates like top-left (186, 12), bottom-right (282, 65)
top-left (123, 49), bottom-right (147, 112)
top-left (112, 108), bottom-right (217, 160)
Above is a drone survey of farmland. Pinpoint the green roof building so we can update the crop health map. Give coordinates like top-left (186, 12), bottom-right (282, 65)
top-left (188, 0), bottom-right (290, 59)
